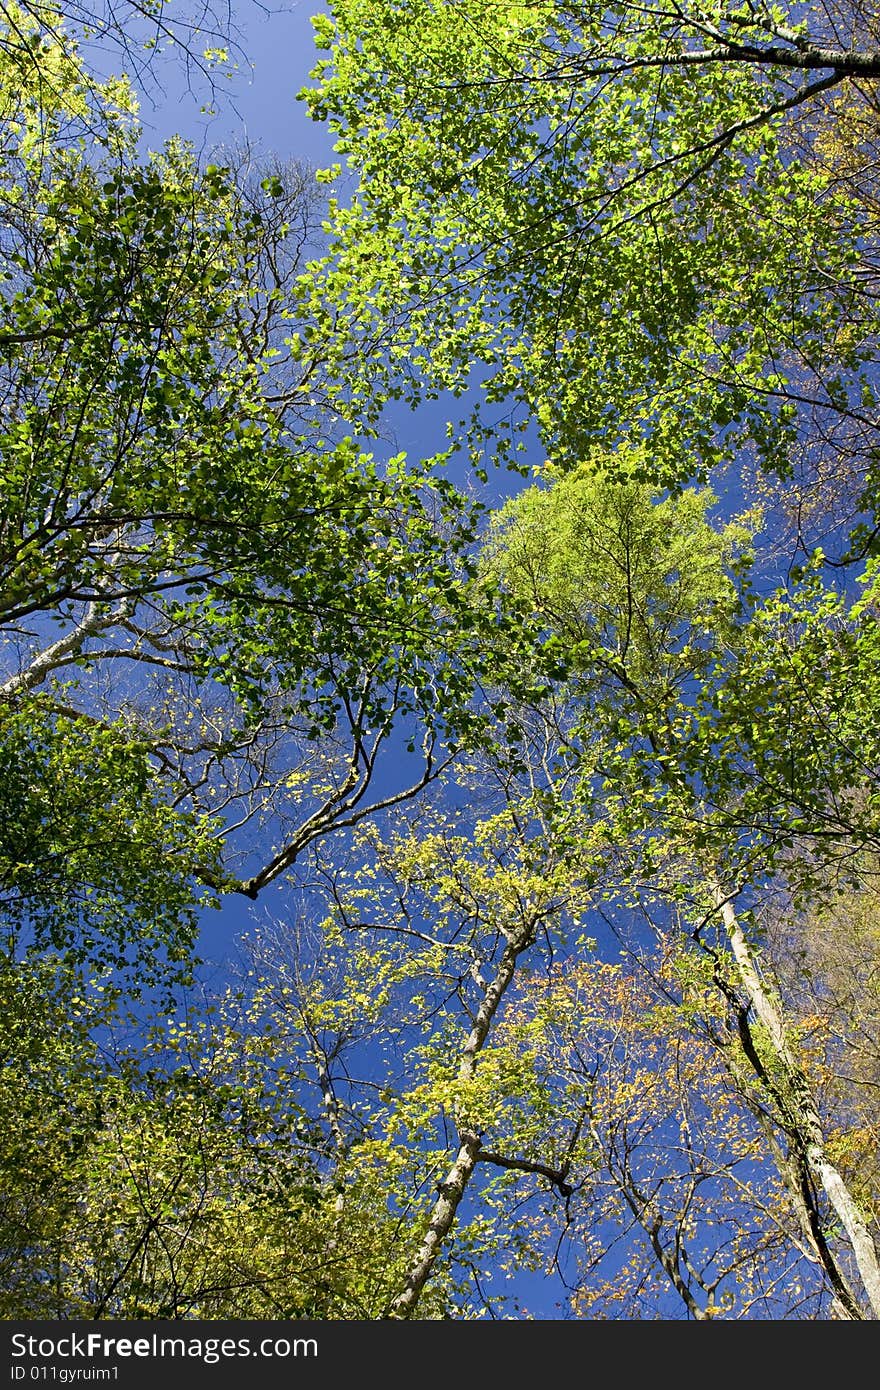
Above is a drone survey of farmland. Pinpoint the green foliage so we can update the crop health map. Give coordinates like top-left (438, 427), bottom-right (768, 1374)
top-left (697, 561), bottom-right (880, 884)
top-left (483, 463), bottom-right (880, 896)
top-left (478, 459), bottom-right (880, 1315)
top-left (0, 960), bottom-right (331, 1318)
top-left (0, 956), bottom-right (109, 1316)
top-left (0, 3), bottom-right (548, 983)
top-left (0, 5), bottom-right (561, 1322)
top-left (305, 1), bottom-right (880, 545)
top-left (4, 0), bottom-right (880, 1323)
top-left (483, 455), bottom-right (751, 695)
top-left (0, 700), bottom-right (221, 990)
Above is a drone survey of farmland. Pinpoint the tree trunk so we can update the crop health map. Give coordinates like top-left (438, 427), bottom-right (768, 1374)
top-left (711, 878), bottom-right (880, 1319)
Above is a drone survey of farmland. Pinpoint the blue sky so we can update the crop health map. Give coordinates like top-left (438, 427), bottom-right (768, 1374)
top-left (138, 2), bottom-right (335, 164)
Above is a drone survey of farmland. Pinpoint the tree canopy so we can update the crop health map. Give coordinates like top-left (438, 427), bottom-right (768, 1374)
top-left (2, 0), bottom-right (879, 1322)
top-left (305, 0), bottom-right (880, 560)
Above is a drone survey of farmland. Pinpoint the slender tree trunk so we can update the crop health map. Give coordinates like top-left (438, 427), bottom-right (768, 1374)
top-left (387, 929), bottom-right (531, 1318)
top-left (711, 878), bottom-right (880, 1319)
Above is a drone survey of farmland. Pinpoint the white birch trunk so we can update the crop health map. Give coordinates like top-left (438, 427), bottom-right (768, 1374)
top-left (712, 878), bottom-right (880, 1319)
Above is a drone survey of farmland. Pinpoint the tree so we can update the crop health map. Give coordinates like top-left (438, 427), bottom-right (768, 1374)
top-left (0, 8), bottom-right (563, 1320)
top-left (496, 949), bottom-right (833, 1320)
top-left (0, 700), bottom-right (224, 993)
top-left (304, 0), bottom-right (880, 560)
top-left (0, 4), bottom-right (542, 999)
top-left (276, 718), bottom-right (877, 1318)
top-left (0, 6), bottom-right (550, 1319)
top-left (7, 0), bottom-right (880, 1323)
top-left (481, 462), bottom-right (880, 1315)
top-left (259, 791), bottom-right (603, 1318)
top-left (766, 873), bottom-right (880, 1245)
top-left (0, 0), bottom-right (247, 107)
top-left (206, 462), bottom-right (879, 1321)
top-left (0, 952), bottom-right (412, 1319)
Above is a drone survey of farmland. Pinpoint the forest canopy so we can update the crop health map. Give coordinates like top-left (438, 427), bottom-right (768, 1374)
top-left (1, 0), bottom-right (879, 1320)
